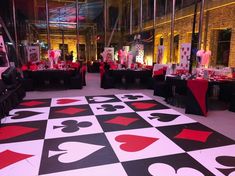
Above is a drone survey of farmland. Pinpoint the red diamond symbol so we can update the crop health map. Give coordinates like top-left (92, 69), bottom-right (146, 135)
top-left (131, 102), bottom-right (157, 109)
top-left (104, 116), bottom-right (139, 126)
top-left (0, 150), bottom-right (33, 169)
top-left (174, 129), bottom-right (213, 143)
top-left (20, 101), bottom-right (45, 107)
top-left (56, 99), bottom-right (80, 104)
top-left (55, 107), bottom-right (86, 115)
top-left (0, 126), bottom-right (38, 140)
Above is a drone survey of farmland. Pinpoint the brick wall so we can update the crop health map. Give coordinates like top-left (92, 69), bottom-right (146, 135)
top-left (152, 1), bottom-right (235, 67)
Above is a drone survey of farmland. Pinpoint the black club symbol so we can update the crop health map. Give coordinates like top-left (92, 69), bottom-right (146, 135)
top-left (53, 120), bottom-right (92, 133)
top-left (97, 104), bottom-right (125, 112)
top-left (122, 95), bottom-right (144, 100)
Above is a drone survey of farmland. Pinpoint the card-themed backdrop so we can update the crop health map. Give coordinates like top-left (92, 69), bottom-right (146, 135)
top-left (176, 43), bottom-right (191, 70)
top-left (27, 46), bottom-right (40, 62)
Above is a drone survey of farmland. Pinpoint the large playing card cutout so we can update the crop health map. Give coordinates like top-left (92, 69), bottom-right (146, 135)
top-left (0, 140), bottom-right (44, 176)
top-left (115, 93), bottom-right (152, 102)
top-left (96, 113), bottom-right (152, 132)
top-left (115, 134), bottom-right (158, 152)
top-left (122, 153), bottom-right (215, 176)
top-left (90, 102), bottom-right (134, 115)
top-left (105, 127), bottom-right (184, 162)
top-left (126, 100), bottom-right (169, 111)
top-left (39, 133), bottom-right (119, 175)
top-left (49, 105), bottom-right (93, 119)
top-left (158, 123), bottom-right (235, 151)
top-left (86, 95), bottom-right (120, 104)
top-left (0, 121), bottom-right (47, 144)
top-left (137, 109), bottom-right (196, 127)
top-left (51, 96), bottom-right (88, 107)
top-left (16, 99), bottom-right (51, 109)
top-left (45, 115), bottom-right (103, 139)
top-left (189, 144), bottom-right (235, 176)
top-left (38, 163), bottom-right (128, 176)
top-left (0, 150), bottom-right (33, 169)
top-left (1, 107), bottom-right (50, 124)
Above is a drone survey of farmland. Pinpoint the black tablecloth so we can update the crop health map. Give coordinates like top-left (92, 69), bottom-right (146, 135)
top-left (107, 69), bottom-right (152, 89)
top-left (23, 69), bottom-right (80, 89)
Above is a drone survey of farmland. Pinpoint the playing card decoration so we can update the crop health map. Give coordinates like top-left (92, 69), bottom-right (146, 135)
top-left (177, 43), bottom-right (191, 70)
top-left (53, 120), bottom-right (92, 133)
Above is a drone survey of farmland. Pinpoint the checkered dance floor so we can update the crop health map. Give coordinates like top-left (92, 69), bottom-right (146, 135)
top-left (1, 93), bottom-right (235, 176)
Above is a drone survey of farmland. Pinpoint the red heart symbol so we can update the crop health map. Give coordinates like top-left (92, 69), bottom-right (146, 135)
top-left (115, 134), bottom-right (158, 152)
top-left (0, 126), bottom-right (38, 140)
top-left (57, 99), bottom-right (80, 104)
top-left (131, 102), bottom-right (157, 109)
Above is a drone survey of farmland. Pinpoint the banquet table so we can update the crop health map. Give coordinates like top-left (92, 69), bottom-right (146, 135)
top-left (107, 69), bottom-right (152, 89)
top-left (164, 75), bottom-right (235, 116)
top-left (23, 69), bottom-right (81, 89)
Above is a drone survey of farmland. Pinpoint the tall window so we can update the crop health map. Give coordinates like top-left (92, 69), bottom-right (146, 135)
top-left (160, 37), bottom-right (164, 45)
top-left (216, 29), bottom-right (231, 66)
top-left (173, 35), bottom-right (179, 62)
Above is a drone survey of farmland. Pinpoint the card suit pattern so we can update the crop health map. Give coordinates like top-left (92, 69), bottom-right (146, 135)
top-left (131, 102), bottom-right (156, 110)
top-left (55, 107), bottom-right (86, 115)
top-left (0, 126), bottom-right (38, 140)
top-left (56, 99), bottom-right (80, 104)
top-left (48, 142), bottom-right (105, 163)
top-left (174, 129), bottom-right (213, 143)
top-left (20, 101), bottom-right (45, 107)
top-left (148, 163), bottom-right (205, 176)
top-left (1, 94), bottom-right (235, 176)
top-left (115, 134), bottom-right (158, 152)
top-left (11, 111), bottom-right (42, 119)
top-left (0, 150), bottom-right (33, 169)
top-left (104, 116), bottom-right (139, 126)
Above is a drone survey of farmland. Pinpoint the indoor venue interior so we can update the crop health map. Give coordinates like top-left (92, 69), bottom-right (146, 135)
top-left (0, 0), bottom-right (235, 175)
